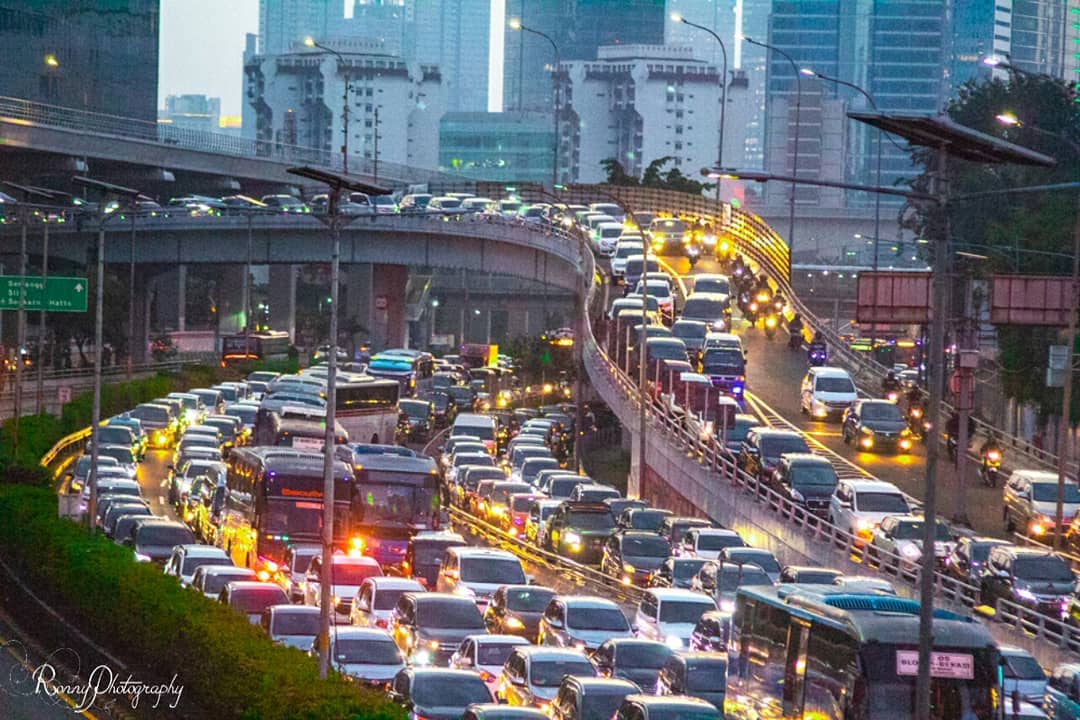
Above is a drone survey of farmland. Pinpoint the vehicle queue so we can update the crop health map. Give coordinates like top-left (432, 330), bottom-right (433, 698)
top-left (64, 198), bottom-right (1080, 720)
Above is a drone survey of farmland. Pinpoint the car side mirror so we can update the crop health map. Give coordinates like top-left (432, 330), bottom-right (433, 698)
top-left (1017, 490), bottom-right (1029, 500)
top-left (511, 675), bottom-right (526, 687)
top-left (457, 655), bottom-right (472, 667)
top-left (525, 574), bottom-right (535, 585)
top-left (547, 617), bottom-right (564, 629)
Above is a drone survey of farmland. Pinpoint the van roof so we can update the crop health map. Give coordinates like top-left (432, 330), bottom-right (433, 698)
top-left (809, 367), bottom-right (852, 378)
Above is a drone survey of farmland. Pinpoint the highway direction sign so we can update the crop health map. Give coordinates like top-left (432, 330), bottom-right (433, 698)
top-left (0, 276), bottom-right (88, 312)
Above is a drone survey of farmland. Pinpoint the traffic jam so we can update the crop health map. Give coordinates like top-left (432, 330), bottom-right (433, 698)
top-left (68, 197), bottom-right (1080, 720)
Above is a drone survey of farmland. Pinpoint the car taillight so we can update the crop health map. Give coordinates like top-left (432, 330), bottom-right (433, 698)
top-left (376, 619), bottom-right (388, 628)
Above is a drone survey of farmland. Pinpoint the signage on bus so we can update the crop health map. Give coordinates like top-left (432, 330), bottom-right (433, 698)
top-left (281, 487), bottom-right (323, 499)
top-left (291, 436), bottom-right (325, 452)
top-left (895, 651), bottom-right (974, 680)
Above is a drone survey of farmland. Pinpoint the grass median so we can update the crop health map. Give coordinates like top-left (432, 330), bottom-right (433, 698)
top-left (0, 485), bottom-right (405, 720)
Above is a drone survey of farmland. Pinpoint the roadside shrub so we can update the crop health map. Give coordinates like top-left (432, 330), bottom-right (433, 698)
top-left (0, 485), bottom-right (405, 720)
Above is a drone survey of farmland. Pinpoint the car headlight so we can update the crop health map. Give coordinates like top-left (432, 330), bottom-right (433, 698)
top-left (505, 616), bottom-right (525, 630)
top-left (790, 488), bottom-right (805, 502)
top-left (564, 531), bottom-right (581, 546)
top-left (623, 563), bottom-right (636, 575)
top-left (1016, 588), bottom-right (1037, 602)
top-left (134, 552), bottom-right (152, 562)
top-left (899, 543), bottom-right (922, 560)
top-left (665, 634), bottom-right (684, 649)
top-left (719, 599), bottom-right (735, 613)
top-left (861, 426), bottom-right (875, 435)
top-left (413, 649), bottom-right (432, 665)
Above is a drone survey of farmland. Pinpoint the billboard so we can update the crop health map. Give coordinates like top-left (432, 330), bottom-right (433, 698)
top-left (989, 275), bottom-right (1074, 326)
top-left (856, 272), bottom-right (932, 324)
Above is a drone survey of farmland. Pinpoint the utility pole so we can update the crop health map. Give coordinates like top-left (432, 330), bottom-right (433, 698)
top-left (36, 218), bottom-right (49, 414)
top-left (1054, 193), bottom-right (1080, 551)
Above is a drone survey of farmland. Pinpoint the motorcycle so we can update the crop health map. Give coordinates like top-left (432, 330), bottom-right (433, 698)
top-left (906, 405), bottom-right (925, 438)
top-left (788, 328), bottom-right (803, 350)
top-left (884, 388), bottom-right (900, 403)
top-left (687, 244), bottom-right (700, 268)
top-left (980, 448), bottom-right (1002, 487)
top-left (808, 345), bottom-right (828, 366)
top-left (764, 313), bottom-right (779, 340)
top-left (745, 300), bottom-right (758, 325)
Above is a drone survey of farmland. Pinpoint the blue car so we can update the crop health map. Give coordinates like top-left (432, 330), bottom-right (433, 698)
top-left (1045, 663), bottom-right (1080, 720)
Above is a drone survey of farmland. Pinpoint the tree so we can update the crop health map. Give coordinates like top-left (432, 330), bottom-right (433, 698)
top-left (47, 268), bottom-right (130, 366)
top-left (601, 156), bottom-right (716, 195)
top-left (599, 158), bottom-right (639, 186)
top-left (902, 74), bottom-right (1079, 424)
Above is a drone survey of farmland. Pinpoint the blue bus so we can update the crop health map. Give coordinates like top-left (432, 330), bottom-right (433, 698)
top-left (727, 586), bottom-right (1001, 720)
top-left (366, 349), bottom-right (435, 397)
top-left (337, 449), bottom-right (440, 567)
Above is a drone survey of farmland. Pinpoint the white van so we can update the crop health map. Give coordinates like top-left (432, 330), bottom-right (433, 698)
top-left (800, 367), bottom-right (858, 421)
top-left (594, 222), bottom-right (624, 257)
top-left (451, 413), bottom-right (499, 454)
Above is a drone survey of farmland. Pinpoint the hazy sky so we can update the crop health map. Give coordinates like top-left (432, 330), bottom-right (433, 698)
top-left (158, 0), bottom-right (259, 117)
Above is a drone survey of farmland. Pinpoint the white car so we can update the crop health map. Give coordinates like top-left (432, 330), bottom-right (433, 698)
top-left (304, 554), bottom-right (384, 621)
top-left (436, 547), bottom-right (527, 608)
top-left (678, 528), bottom-right (745, 560)
top-left (350, 577), bottom-right (426, 629)
top-left (276, 543), bottom-right (320, 603)
top-left (632, 588), bottom-right (717, 650)
top-left (263, 604), bottom-right (320, 650)
top-left (309, 626), bottom-right (405, 684)
top-left (593, 222), bottom-right (624, 257)
top-left (191, 565), bottom-right (256, 600)
top-left (163, 544), bottom-right (232, 587)
top-left (611, 241), bottom-right (645, 280)
top-left (800, 367), bottom-right (859, 421)
top-left (634, 277), bottom-right (675, 318)
top-left (496, 645), bottom-right (597, 708)
top-left (95, 444), bottom-right (139, 478)
top-left (450, 634), bottom-right (530, 695)
top-left (828, 479), bottom-right (912, 540)
top-left (869, 514), bottom-right (955, 571)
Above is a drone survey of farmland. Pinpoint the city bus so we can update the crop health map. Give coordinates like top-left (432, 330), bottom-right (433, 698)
top-left (337, 450), bottom-right (441, 567)
top-left (215, 447), bottom-right (353, 572)
top-left (727, 586), bottom-right (1001, 720)
top-left (335, 375), bottom-right (400, 445)
top-left (253, 408), bottom-right (349, 450)
top-left (365, 349), bottom-right (435, 396)
top-left (220, 331), bottom-right (291, 367)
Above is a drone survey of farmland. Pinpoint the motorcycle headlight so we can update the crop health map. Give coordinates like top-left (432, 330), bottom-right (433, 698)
top-left (665, 634), bottom-right (684, 649)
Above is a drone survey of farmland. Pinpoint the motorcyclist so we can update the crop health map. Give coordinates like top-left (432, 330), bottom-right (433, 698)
top-left (788, 313), bottom-right (805, 337)
top-left (772, 290), bottom-right (787, 312)
top-left (980, 432), bottom-right (1002, 461)
top-left (755, 274), bottom-right (771, 293)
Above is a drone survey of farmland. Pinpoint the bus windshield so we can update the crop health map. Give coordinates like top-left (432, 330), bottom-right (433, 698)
top-left (355, 472), bottom-right (438, 527)
top-left (263, 499), bottom-right (349, 538)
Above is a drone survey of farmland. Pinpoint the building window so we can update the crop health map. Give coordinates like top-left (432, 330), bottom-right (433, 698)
top-left (674, 142), bottom-right (682, 151)
top-left (675, 126), bottom-right (683, 135)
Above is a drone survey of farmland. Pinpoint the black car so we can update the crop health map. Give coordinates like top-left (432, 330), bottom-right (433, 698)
top-left (484, 584), bottom-right (557, 639)
top-left (769, 453), bottom-right (838, 517)
top-left (649, 557), bottom-right (710, 590)
top-left (739, 428), bottom-right (810, 485)
top-left (689, 611), bottom-right (731, 652)
top-left (399, 398), bottom-right (436, 441)
top-left (601, 531), bottom-right (673, 586)
top-left (605, 498), bottom-right (649, 519)
top-left (721, 414), bottom-right (758, 457)
top-left (943, 536), bottom-right (1012, 586)
top-left (447, 385), bottom-right (477, 413)
top-left (656, 652), bottom-right (727, 709)
top-left (841, 399), bottom-right (914, 453)
top-left (658, 516), bottom-right (713, 551)
top-left (389, 667), bottom-right (493, 720)
top-left (124, 518), bottom-right (196, 565)
top-left (425, 391), bottom-right (458, 427)
top-left (545, 502), bottom-right (617, 564)
top-left (778, 565), bottom-right (843, 585)
top-left (591, 638), bottom-right (674, 688)
top-left (405, 533), bottom-right (468, 588)
top-left (979, 546), bottom-right (1074, 618)
top-left (548, 676), bottom-right (638, 720)
top-left (392, 593), bottom-right (486, 666)
top-left (618, 508), bottom-right (673, 533)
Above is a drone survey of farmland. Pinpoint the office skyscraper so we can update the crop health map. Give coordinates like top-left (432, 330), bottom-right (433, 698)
top-left (259, 0), bottom-right (337, 54)
top-left (0, 0), bottom-right (160, 121)
top-left (408, 0), bottom-right (492, 112)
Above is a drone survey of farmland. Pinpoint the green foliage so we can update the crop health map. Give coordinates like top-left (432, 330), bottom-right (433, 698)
top-left (901, 74), bottom-right (1079, 423)
top-left (600, 157), bottom-right (716, 195)
top-left (0, 485), bottom-right (405, 720)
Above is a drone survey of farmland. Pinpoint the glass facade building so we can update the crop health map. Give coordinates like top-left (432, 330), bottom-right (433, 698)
top-left (439, 112), bottom-right (554, 182)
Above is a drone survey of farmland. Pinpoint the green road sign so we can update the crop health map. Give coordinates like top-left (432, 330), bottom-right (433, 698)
top-left (0, 275), bottom-right (88, 312)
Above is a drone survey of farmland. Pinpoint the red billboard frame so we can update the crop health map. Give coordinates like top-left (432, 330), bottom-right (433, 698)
top-left (856, 272), bottom-right (932, 324)
top-left (989, 275), bottom-right (1073, 326)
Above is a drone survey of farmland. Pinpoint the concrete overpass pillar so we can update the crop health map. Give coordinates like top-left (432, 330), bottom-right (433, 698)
top-left (215, 266), bottom-right (245, 335)
top-left (130, 271), bottom-right (151, 364)
top-left (343, 263), bottom-right (407, 351)
top-left (177, 265), bottom-right (186, 332)
top-left (268, 264), bottom-right (297, 341)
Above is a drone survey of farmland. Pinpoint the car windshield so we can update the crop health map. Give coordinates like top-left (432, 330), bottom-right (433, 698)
top-left (181, 556), bottom-right (231, 576)
top-left (460, 558), bottom-right (525, 584)
top-left (372, 587), bottom-right (413, 611)
top-left (476, 642), bottom-right (522, 666)
top-left (702, 349), bottom-right (743, 371)
top-left (761, 436), bottom-right (810, 459)
top-left (581, 692), bottom-right (630, 719)
top-left (967, 542), bottom-right (1004, 564)
top-left (549, 479), bottom-right (584, 498)
top-left (622, 536), bottom-right (671, 558)
top-left (1013, 556), bottom-right (1074, 582)
top-left (728, 552), bottom-right (779, 574)
top-left (233, 587), bottom-right (287, 612)
top-left (412, 674), bottom-right (491, 707)
top-left (331, 562), bottom-right (382, 585)
top-left (511, 496), bottom-right (537, 512)
top-left (272, 611), bottom-right (320, 636)
top-left (99, 447), bottom-right (135, 464)
top-left (685, 660), bottom-right (728, 691)
top-left (291, 552), bottom-right (317, 574)
top-left (674, 559), bottom-right (709, 581)
top-left (137, 524), bottom-right (195, 547)
top-left (1031, 483), bottom-right (1080, 503)
top-left (630, 511), bottom-right (670, 531)
top-left (98, 428), bottom-right (133, 444)
top-left (456, 454), bottom-right (494, 468)
top-left (616, 642), bottom-right (673, 668)
top-left (1002, 653), bottom-right (1046, 680)
top-left (417, 601), bottom-right (484, 629)
top-left (694, 278), bottom-right (730, 295)
top-left (201, 570), bottom-right (254, 594)
top-left (531, 658), bottom-right (596, 686)
top-left (892, 521), bottom-right (951, 541)
top-left (648, 342), bottom-right (686, 361)
top-left (659, 601), bottom-right (715, 623)
top-left (816, 377), bottom-right (855, 393)
top-left (672, 322), bottom-right (707, 341)
top-left (617, 244), bottom-right (644, 258)
top-left (683, 298), bottom-right (726, 319)
top-left (696, 534), bottom-right (743, 551)
top-left (400, 401), bottom-right (431, 418)
top-left (130, 405), bottom-right (169, 422)
top-left (568, 607), bottom-right (629, 631)
top-left (856, 492), bottom-right (909, 513)
top-left (861, 403), bottom-right (903, 421)
top-left (719, 566), bottom-right (773, 591)
top-left (646, 707), bottom-right (720, 720)
top-left (335, 638), bottom-right (401, 665)
top-left (507, 588), bottom-right (556, 612)
top-left (790, 466), bottom-right (838, 487)
top-left (566, 511), bottom-right (616, 531)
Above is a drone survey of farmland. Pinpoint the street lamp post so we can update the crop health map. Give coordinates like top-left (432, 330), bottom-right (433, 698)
top-left (71, 176), bottom-right (143, 534)
top-left (509, 19), bottom-right (560, 188)
top-left (744, 36), bottom-right (801, 280)
top-left (670, 14), bottom-right (728, 205)
top-left (287, 166), bottom-right (389, 680)
top-left (305, 37), bottom-right (351, 174)
top-left (800, 68), bottom-right (885, 348)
